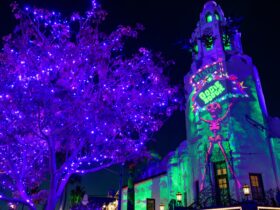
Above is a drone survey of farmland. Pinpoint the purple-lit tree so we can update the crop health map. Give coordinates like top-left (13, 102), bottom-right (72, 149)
top-left (0, 1), bottom-right (180, 209)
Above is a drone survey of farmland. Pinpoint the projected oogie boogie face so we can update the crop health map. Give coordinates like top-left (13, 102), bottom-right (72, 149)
top-left (190, 61), bottom-right (248, 190)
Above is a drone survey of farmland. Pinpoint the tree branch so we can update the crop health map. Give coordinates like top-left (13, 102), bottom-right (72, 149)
top-left (0, 195), bottom-right (36, 210)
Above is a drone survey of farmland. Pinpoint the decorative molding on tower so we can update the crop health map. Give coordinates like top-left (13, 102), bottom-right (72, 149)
top-left (189, 1), bottom-right (243, 72)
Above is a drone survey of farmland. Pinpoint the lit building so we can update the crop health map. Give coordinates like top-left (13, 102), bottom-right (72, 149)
top-left (122, 1), bottom-right (280, 210)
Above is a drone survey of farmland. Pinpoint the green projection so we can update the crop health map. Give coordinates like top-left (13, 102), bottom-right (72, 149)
top-left (159, 175), bottom-right (169, 207)
top-left (135, 180), bottom-right (152, 210)
top-left (187, 61), bottom-right (257, 190)
top-left (122, 188), bottom-right (128, 210)
top-left (167, 143), bottom-right (191, 207)
top-left (169, 156), bottom-right (182, 196)
top-left (133, 174), bottom-right (169, 210)
top-left (271, 137), bottom-right (280, 179)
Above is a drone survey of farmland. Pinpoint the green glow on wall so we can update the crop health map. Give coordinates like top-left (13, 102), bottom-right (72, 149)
top-left (122, 188), bottom-right (128, 210)
top-left (187, 64), bottom-right (260, 191)
top-left (135, 180), bottom-right (152, 210)
top-left (132, 174), bottom-right (170, 210)
top-left (170, 157), bottom-right (181, 192)
top-left (271, 137), bottom-right (280, 179)
top-left (159, 175), bottom-right (169, 207)
top-left (187, 91), bottom-right (198, 139)
top-left (198, 81), bottom-right (225, 105)
top-left (167, 146), bottom-right (191, 207)
top-left (248, 78), bottom-right (265, 126)
top-left (177, 150), bottom-right (192, 207)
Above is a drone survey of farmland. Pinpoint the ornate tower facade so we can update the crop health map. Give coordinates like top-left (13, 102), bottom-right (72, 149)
top-left (184, 1), bottom-right (280, 205)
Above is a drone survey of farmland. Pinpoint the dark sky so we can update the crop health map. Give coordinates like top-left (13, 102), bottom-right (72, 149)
top-left (1, 0), bottom-right (280, 195)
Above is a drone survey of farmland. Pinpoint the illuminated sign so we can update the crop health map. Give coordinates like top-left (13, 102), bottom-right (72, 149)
top-left (198, 80), bottom-right (226, 106)
top-left (194, 78), bottom-right (247, 109)
top-left (190, 61), bottom-right (248, 113)
top-left (191, 62), bottom-right (220, 84)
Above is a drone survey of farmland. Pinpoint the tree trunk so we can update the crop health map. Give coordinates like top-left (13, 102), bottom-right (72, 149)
top-left (45, 173), bottom-right (58, 210)
top-left (46, 138), bottom-right (58, 210)
top-left (0, 196), bottom-right (36, 210)
top-left (16, 182), bottom-right (36, 210)
top-left (127, 162), bottom-right (135, 210)
top-left (46, 196), bottom-right (57, 210)
top-left (118, 164), bottom-right (124, 210)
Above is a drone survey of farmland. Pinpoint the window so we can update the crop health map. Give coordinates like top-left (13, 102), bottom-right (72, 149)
top-left (214, 161), bottom-right (230, 204)
top-left (215, 164), bottom-right (229, 191)
top-left (193, 43), bottom-right (198, 54)
top-left (206, 13), bottom-right (213, 23)
top-left (201, 34), bottom-right (214, 50)
top-left (206, 36), bottom-right (214, 50)
top-left (218, 178), bottom-right (228, 189)
top-left (249, 173), bottom-right (265, 201)
top-left (146, 198), bottom-right (155, 210)
top-left (251, 176), bottom-right (259, 187)
top-left (215, 12), bottom-right (220, 21)
top-left (217, 168), bottom-right (227, 175)
top-left (222, 34), bottom-right (231, 51)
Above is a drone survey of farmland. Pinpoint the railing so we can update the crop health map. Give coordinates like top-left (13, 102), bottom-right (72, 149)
top-left (170, 188), bottom-right (280, 210)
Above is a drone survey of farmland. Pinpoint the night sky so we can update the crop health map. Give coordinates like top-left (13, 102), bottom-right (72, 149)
top-left (1, 0), bottom-right (280, 195)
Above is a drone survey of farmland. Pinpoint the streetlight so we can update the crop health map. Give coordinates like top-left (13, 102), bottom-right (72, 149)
top-left (160, 204), bottom-right (165, 210)
top-left (242, 184), bottom-right (250, 200)
top-left (176, 192), bottom-right (182, 206)
top-left (8, 203), bottom-right (16, 209)
top-left (81, 193), bottom-right (89, 206)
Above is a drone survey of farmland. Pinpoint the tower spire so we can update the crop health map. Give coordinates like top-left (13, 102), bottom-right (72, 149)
top-left (189, 1), bottom-right (242, 69)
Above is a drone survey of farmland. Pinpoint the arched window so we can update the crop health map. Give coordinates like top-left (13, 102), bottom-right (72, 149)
top-left (193, 43), bottom-right (198, 54)
top-left (215, 12), bottom-right (220, 21)
top-left (206, 13), bottom-right (213, 23)
top-left (222, 34), bottom-right (231, 50)
top-left (201, 35), bottom-right (214, 50)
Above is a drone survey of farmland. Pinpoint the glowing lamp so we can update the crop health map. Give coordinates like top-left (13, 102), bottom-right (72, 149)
top-left (81, 194), bottom-right (89, 205)
top-left (8, 203), bottom-right (16, 209)
top-left (160, 204), bottom-right (165, 210)
top-left (176, 192), bottom-right (182, 202)
top-left (102, 204), bottom-right (106, 210)
top-left (242, 184), bottom-right (250, 199)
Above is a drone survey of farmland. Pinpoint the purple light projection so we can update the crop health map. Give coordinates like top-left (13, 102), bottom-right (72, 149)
top-left (0, 1), bottom-right (180, 209)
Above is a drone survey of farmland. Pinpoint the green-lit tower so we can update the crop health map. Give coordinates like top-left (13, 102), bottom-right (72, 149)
top-left (121, 2), bottom-right (280, 209)
top-left (184, 0), bottom-right (280, 205)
